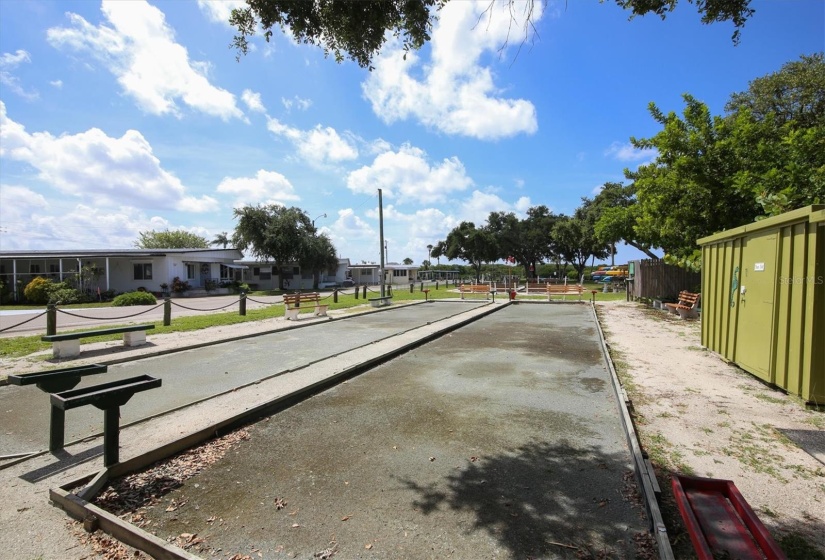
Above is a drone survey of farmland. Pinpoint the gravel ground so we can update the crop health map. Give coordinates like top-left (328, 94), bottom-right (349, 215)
top-left (598, 301), bottom-right (825, 557)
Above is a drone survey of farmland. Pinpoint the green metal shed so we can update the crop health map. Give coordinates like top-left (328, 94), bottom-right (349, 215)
top-left (698, 205), bottom-right (825, 406)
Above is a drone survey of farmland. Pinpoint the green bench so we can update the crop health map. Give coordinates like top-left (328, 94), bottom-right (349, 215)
top-left (9, 364), bottom-right (108, 451)
top-left (42, 324), bottom-right (155, 358)
top-left (51, 374), bottom-right (161, 466)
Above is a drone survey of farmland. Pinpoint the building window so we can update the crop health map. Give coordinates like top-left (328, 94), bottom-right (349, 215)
top-left (393, 269), bottom-right (407, 277)
top-left (186, 264), bottom-right (195, 280)
top-left (293, 266), bottom-right (300, 275)
top-left (30, 264), bottom-right (41, 274)
top-left (253, 267), bottom-right (260, 276)
top-left (259, 271), bottom-right (272, 280)
top-left (134, 263), bottom-right (153, 280)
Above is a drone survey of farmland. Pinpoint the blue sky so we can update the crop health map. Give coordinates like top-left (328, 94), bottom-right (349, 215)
top-left (1, 0), bottom-right (822, 266)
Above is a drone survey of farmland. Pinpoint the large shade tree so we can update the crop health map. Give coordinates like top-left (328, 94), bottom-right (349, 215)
top-left (623, 54), bottom-right (825, 264)
top-left (553, 205), bottom-right (610, 281)
top-left (487, 206), bottom-right (559, 279)
top-left (232, 205), bottom-right (317, 290)
top-left (135, 230), bottom-right (209, 249)
top-left (438, 222), bottom-right (498, 283)
top-left (231, 0), bottom-right (756, 69)
top-left (590, 182), bottom-right (658, 259)
top-left (301, 233), bottom-right (339, 289)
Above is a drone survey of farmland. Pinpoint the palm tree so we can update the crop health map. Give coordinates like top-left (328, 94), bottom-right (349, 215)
top-left (211, 232), bottom-right (230, 248)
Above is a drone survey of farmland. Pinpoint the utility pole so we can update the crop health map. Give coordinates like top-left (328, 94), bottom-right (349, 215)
top-left (379, 189), bottom-right (385, 298)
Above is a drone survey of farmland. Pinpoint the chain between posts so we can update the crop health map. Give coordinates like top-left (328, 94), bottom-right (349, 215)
top-left (0, 310), bottom-right (48, 333)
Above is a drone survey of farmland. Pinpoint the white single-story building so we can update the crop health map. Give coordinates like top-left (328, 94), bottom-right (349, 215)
top-left (348, 263), bottom-right (420, 285)
top-left (0, 248), bottom-right (244, 300)
top-left (237, 258), bottom-right (352, 290)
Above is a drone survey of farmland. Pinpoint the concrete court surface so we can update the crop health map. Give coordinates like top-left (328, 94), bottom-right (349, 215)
top-left (0, 301), bottom-right (487, 456)
top-left (131, 303), bottom-right (648, 559)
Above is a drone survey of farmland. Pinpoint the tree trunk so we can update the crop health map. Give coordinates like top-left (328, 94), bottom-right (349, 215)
top-left (626, 241), bottom-right (659, 259)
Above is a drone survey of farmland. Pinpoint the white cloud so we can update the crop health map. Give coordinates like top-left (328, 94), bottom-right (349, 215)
top-left (0, 100), bottom-right (217, 213)
top-left (196, 0), bottom-right (245, 26)
top-left (346, 144), bottom-right (473, 205)
top-left (605, 141), bottom-right (657, 162)
top-left (50, 79), bottom-right (63, 88)
top-left (0, 49), bottom-right (38, 100)
top-left (362, 0), bottom-right (539, 140)
top-left (47, 1), bottom-right (244, 120)
top-left (281, 95), bottom-right (312, 111)
top-left (216, 169), bottom-right (300, 207)
top-left (332, 208), bottom-right (375, 239)
top-left (514, 196), bottom-right (532, 213)
top-left (266, 116), bottom-right (358, 166)
top-left (241, 89), bottom-right (266, 113)
top-left (459, 190), bottom-right (513, 223)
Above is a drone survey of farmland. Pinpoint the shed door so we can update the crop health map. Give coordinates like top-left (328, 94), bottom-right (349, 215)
top-left (735, 232), bottom-right (777, 382)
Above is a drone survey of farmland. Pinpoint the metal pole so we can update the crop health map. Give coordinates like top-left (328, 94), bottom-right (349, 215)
top-left (239, 292), bottom-right (247, 316)
top-left (379, 189), bottom-right (385, 298)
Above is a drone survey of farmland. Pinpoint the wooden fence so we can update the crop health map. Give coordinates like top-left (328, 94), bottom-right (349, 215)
top-left (628, 259), bottom-right (701, 301)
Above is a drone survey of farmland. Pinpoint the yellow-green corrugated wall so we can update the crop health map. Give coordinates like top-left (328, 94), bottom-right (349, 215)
top-left (699, 206), bottom-right (825, 406)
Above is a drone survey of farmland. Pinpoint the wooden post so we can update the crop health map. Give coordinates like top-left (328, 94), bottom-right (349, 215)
top-left (334, 289), bottom-right (338, 304)
top-left (103, 407), bottom-right (120, 467)
top-left (239, 292), bottom-right (247, 316)
top-left (163, 297), bottom-right (171, 326)
top-left (46, 304), bottom-right (57, 336)
top-left (362, 286), bottom-right (367, 298)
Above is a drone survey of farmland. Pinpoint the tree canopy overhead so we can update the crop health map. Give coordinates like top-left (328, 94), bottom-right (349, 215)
top-left (231, 0), bottom-right (756, 69)
top-left (231, 0), bottom-right (444, 69)
top-left (134, 229), bottom-right (209, 249)
top-left (232, 205), bottom-right (339, 289)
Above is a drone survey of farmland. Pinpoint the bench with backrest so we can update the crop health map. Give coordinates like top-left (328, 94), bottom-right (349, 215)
top-left (525, 282), bottom-right (548, 295)
top-left (41, 324), bottom-right (155, 359)
top-left (9, 364), bottom-right (108, 452)
top-left (283, 292), bottom-right (328, 320)
top-left (51, 374), bottom-right (161, 466)
top-left (459, 284), bottom-right (490, 300)
top-left (665, 291), bottom-right (701, 319)
top-left (547, 283), bottom-right (584, 301)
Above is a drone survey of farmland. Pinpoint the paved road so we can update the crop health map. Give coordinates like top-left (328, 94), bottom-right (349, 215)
top-left (0, 301), bottom-right (487, 455)
top-left (0, 294), bottom-right (290, 337)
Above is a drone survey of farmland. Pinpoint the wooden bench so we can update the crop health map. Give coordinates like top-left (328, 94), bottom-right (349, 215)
top-left (9, 364), bottom-right (108, 452)
top-left (547, 283), bottom-right (584, 301)
top-left (459, 284), bottom-right (490, 300)
top-left (52, 375), bottom-right (161, 466)
top-left (525, 282), bottom-right (547, 295)
top-left (41, 324), bottom-right (155, 359)
top-left (665, 291), bottom-right (701, 319)
top-left (283, 292), bottom-right (328, 320)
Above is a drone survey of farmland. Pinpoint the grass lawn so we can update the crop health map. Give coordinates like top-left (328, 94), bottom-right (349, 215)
top-left (1, 283), bottom-right (628, 361)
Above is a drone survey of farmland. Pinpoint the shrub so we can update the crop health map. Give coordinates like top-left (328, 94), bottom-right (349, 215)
top-left (566, 270), bottom-right (580, 282)
top-left (24, 277), bottom-right (53, 304)
top-left (171, 276), bottom-right (191, 293)
top-left (47, 285), bottom-right (86, 305)
top-left (112, 291), bottom-right (157, 306)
